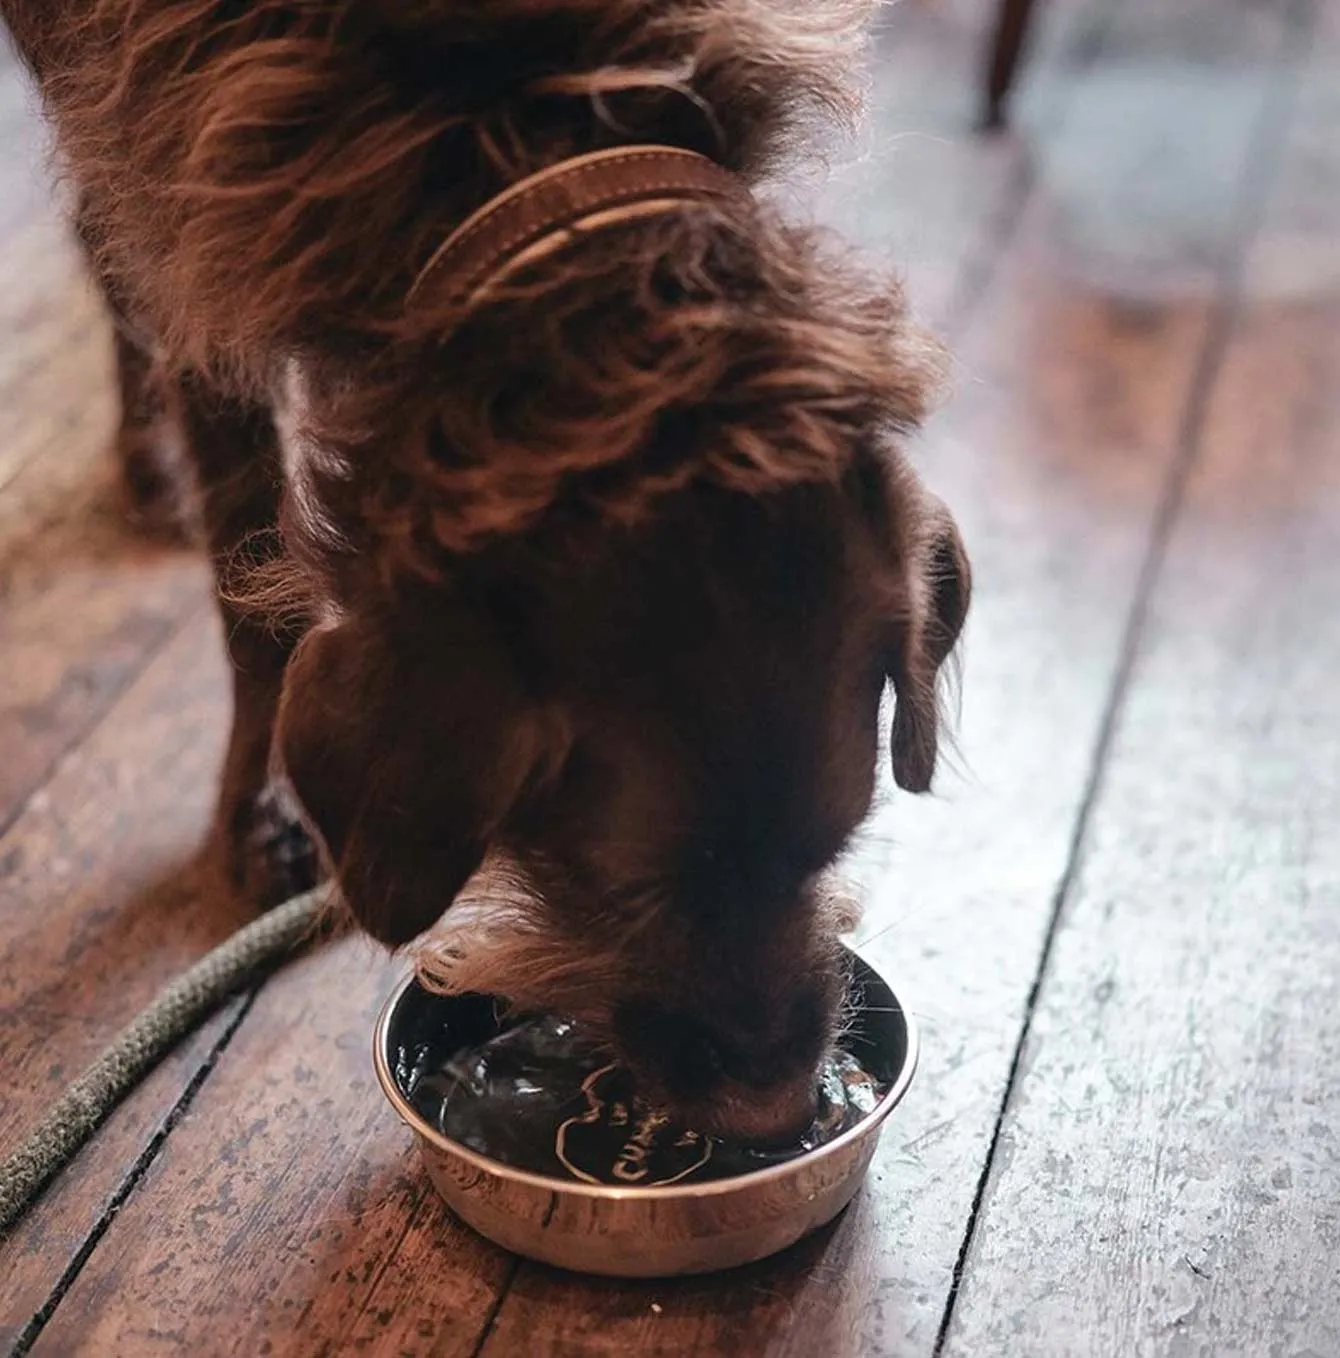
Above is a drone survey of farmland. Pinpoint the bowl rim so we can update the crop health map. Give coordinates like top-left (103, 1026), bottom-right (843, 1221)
top-left (372, 945), bottom-right (919, 1202)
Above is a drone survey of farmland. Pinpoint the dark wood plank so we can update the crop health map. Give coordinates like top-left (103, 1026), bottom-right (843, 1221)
top-left (0, 607), bottom-right (255, 1345)
top-left (475, 2), bottom-right (1308, 1353)
top-left (0, 1009), bottom-right (244, 1353)
top-left (26, 938), bottom-right (515, 1358)
top-left (942, 10), bottom-right (1340, 1355)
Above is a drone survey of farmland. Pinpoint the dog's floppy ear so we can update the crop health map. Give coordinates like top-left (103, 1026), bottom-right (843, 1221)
top-left (275, 603), bottom-right (549, 946)
top-left (888, 496), bottom-right (971, 793)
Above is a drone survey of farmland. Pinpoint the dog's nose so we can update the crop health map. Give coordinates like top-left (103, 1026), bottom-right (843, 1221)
top-left (613, 997), bottom-right (826, 1144)
top-left (702, 1080), bottom-right (821, 1148)
top-left (616, 994), bottom-right (822, 1086)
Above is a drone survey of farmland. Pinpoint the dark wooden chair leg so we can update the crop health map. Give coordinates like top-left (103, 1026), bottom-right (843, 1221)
top-left (983, 0), bottom-right (1040, 130)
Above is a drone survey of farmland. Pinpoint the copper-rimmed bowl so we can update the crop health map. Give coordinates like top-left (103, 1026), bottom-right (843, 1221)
top-left (373, 949), bottom-right (917, 1277)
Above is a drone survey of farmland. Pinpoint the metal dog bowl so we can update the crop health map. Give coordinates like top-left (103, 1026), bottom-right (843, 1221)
top-left (373, 949), bottom-right (917, 1277)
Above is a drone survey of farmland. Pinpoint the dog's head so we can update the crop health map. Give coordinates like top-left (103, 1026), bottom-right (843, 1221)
top-left (276, 443), bottom-right (967, 1140)
top-left (265, 155), bottom-right (967, 1141)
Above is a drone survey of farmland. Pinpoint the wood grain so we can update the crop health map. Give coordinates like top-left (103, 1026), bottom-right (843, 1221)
top-left (0, 607), bottom-right (258, 1345)
top-left (26, 937), bottom-right (516, 1358)
top-left (942, 11), bottom-right (1340, 1355)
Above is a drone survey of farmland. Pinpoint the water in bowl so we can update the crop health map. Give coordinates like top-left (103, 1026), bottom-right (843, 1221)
top-left (398, 1014), bottom-right (884, 1187)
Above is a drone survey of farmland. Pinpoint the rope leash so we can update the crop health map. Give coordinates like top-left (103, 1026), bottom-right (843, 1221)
top-left (0, 886), bottom-right (332, 1235)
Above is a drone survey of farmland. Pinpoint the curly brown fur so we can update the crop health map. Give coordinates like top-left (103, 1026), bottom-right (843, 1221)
top-left (4, 0), bottom-right (970, 1141)
top-left (20, 0), bottom-right (943, 558)
top-left (28, 1), bottom-right (876, 360)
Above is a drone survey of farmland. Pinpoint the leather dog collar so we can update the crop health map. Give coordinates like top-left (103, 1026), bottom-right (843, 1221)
top-left (409, 145), bottom-right (744, 310)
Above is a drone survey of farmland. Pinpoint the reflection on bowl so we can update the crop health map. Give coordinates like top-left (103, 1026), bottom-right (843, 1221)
top-left (373, 949), bottom-right (917, 1278)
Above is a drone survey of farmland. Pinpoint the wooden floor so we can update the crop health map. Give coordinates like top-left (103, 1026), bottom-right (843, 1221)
top-left (3, 0), bottom-right (1338, 1353)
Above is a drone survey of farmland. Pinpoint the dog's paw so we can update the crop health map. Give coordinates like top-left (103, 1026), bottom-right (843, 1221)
top-left (225, 783), bottom-right (326, 910)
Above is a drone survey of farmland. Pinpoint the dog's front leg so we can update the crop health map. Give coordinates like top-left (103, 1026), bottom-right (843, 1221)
top-left (175, 372), bottom-right (323, 908)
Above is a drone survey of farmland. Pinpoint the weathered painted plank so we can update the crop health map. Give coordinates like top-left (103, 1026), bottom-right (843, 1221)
top-left (942, 8), bottom-right (1340, 1356)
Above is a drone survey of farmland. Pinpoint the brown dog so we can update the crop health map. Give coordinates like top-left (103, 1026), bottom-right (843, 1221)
top-left (4, 0), bottom-right (968, 1141)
